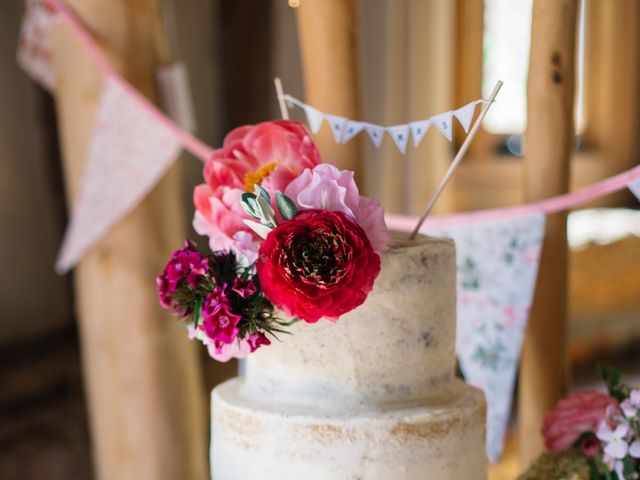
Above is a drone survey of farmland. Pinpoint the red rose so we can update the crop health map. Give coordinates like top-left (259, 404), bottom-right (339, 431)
top-left (256, 210), bottom-right (381, 323)
top-left (542, 391), bottom-right (619, 451)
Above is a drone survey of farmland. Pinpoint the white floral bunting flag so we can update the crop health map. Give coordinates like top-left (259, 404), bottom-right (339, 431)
top-left (325, 114), bottom-right (347, 143)
top-left (628, 178), bottom-right (640, 201)
top-left (341, 120), bottom-right (364, 143)
top-left (453, 101), bottom-right (477, 133)
top-left (431, 111), bottom-right (454, 141)
top-left (363, 123), bottom-right (385, 148)
top-left (387, 124), bottom-right (410, 154)
top-left (55, 77), bottom-right (183, 273)
top-left (303, 104), bottom-right (325, 135)
top-left (426, 213), bottom-right (546, 463)
top-left (409, 120), bottom-right (431, 147)
top-left (17, 0), bottom-right (60, 91)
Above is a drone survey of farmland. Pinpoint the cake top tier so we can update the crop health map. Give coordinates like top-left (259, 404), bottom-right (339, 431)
top-left (242, 232), bottom-right (458, 413)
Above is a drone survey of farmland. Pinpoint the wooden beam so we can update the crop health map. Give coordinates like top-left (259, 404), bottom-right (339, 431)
top-left (295, 0), bottom-right (361, 176)
top-left (49, 1), bottom-right (208, 479)
top-left (518, 0), bottom-right (578, 467)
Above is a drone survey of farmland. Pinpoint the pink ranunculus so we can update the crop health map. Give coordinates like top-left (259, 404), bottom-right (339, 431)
top-left (284, 164), bottom-right (389, 252)
top-left (542, 391), bottom-right (619, 452)
top-left (194, 120), bottom-right (322, 251)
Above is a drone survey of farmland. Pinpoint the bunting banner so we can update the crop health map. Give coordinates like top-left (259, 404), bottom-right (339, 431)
top-left (55, 77), bottom-right (183, 273)
top-left (424, 213), bottom-right (546, 463)
top-left (283, 93), bottom-right (487, 153)
top-left (17, 0), bottom-right (59, 91)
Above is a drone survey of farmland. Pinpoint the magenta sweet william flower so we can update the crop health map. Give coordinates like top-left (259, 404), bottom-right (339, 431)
top-left (231, 277), bottom-right (257, 299)
top-left (284, 164), bottom-right (389, 252)
top-left (201, 286), bottom-right (241, 345)
top-left (246, 332), bottom-right (271, 352)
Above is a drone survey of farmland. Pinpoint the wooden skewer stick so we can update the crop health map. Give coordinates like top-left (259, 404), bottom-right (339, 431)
top-left (274, 77), bottom-right (290, 120)
top-left (409, 80), bottom-right (503, 239)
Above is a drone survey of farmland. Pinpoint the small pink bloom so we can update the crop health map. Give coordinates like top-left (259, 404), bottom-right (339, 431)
top-left (231, 277), bottom-right (257, 298)
top-left (284, 164), bottom-right (389, 252)
top-left (542, 391), bottom-right (619, 451)
top-left (629, 440), bottom-right (640, 458)
top-left (579, 434), bottom-right (601, 457)
top-left (246, 332), bottom-right (271, 352)
top-left (201, 287), bottom-right (241, 345)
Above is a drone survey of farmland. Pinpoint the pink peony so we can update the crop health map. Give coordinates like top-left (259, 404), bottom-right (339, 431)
top-left (542, 391), bottom-right (619, 451)
top-left (284, 164), bottom-right (389, 252)
top-left (194, 120), bottom-right (322, 254)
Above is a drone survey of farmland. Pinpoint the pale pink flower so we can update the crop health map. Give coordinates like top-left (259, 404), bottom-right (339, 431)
top-left (629, 440), bottom-right (640, 458)
top-left (284, 164), bottom-right (389, 252)
top-left (207, 338), bottom-right (252, 362)
top-left (621, 389), bottom-right (640, 418)
top-left (542, 391), bottom-right (619, 451)
top-left (597, 422), bottom-right (630, 459)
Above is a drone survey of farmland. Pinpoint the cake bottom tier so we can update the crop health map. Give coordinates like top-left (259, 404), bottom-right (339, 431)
top-left (211, 378), bottom-right (487, 480)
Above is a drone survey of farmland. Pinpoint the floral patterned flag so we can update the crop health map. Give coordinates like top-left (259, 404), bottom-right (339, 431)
top-left (426, 212), bottom-right (546, 462)
top-left (55, 77), bottom-right (182, 273)
top-left (17, 0), bottom-right (59, 91)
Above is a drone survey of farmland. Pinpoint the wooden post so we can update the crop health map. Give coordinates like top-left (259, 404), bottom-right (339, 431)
top-left (295, 0), bottom-right (361, 175)
top-left (518, 0), bottom-right (578, 467)
top-left (50, 1), bottom-right (208, 479)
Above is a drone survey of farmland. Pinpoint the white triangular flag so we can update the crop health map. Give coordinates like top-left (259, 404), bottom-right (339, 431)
top-left (628, 178), bottom-right (640, 201)
top-left (363, 123), bottom-right (385, 148)
top-left (303, 104), bottom-right (325, 134)
top-left (453, 102), bottom-right (477, 133)
top-left (425, 213), bottom-right (546, 463)
top-left (431, 111), bottom-right (454, 141)
top-left (341, 121), bottom-right (364, 143)
top-left (409, 120), bottom-right (431, 147)
top-left (326, 114), bottom-right (348, 143)
top-left (55, 77), bottom-right (183, 273)
top-left (387, 124), bottom-right (410, 154)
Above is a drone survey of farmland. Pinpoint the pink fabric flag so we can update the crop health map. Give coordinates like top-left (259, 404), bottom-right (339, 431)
top-left (425, 213), bottom-right (545, 462)
top-left (17, 0), bottom-right (59, 91)
top-left (55, 77), bottom-right (182, 273)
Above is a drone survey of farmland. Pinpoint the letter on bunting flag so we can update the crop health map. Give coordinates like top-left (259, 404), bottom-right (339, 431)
top-left (303, 104), bottom-right (325, 135)
top-left (628, 178), bottom-right (640, 201)
top-left (17, 0), bottom-right (59, 91)
top-left (425, 213), bottom-right (546, 463)
top-left (431, 111), bottom-right (454, 141)
top-left (453, 101), bottom-right (477, 133)
top-left (55, 77), bottom-right (183, 273)
top-left (363, 123), bottom-right (385, 148)
top-left (325, 114), bottom-right (347, 143)
top-left (409, 120), bottom-right (431, 147)
top-left (387, 124), bottom-right (410, 154)
top-left (341, 120), bottom-right (364, 143)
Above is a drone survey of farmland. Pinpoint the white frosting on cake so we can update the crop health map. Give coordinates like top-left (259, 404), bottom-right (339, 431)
top-left (210, 233), bottom-right (487, 479)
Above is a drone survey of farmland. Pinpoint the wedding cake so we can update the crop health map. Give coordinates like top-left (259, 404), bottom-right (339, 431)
top-left (210, 232), bottom-right (487, 479)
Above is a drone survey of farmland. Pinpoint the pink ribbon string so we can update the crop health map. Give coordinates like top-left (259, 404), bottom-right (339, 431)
top-left (47, 0), bottom-right (640, 227)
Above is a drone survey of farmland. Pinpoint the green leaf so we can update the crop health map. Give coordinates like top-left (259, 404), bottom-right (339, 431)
top-left (241, 193), bottom-right (259, 218)
top-left (242, 219), bottom-right (272, 239)
top-left (254, 184), bottom-right (270, 204)
top-left (598, 362), bottom-right (630, 401)
top-left (255, 195), bottom-right (277, 227)
top-left (275, 191), bottom-right (298, 220)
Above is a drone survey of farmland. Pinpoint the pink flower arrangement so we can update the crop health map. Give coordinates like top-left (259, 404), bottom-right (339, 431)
top-left (193, 120), bottom-right (322, 260)
top-left (159, 119), bottom-right (389, 361)
top-left (526, 365), bottom-right (640, 479)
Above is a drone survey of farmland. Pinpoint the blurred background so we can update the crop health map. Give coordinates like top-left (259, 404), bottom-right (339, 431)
top-left (1, 0), bottom-right (639, 479)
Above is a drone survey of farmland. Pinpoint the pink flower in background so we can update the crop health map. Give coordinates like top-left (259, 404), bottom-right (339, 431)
top-left (542, 391), bottom-right (619, 451)
top-left (284, 164), bottom-right (389, 252)
top-left (194, 120), bottom-right (322, 253)
top-left (207, 338), bottom-right (252, 362)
